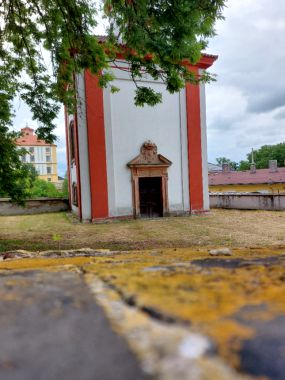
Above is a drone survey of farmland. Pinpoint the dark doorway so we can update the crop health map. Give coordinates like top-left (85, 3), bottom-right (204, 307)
top-left (139, 177), bottom-right (163, 218)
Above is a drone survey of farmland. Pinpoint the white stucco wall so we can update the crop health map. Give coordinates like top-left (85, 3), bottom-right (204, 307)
top-left (75, 73), bottom-right (91, 221)
top-left (104, 62), bottom-right (189, 217)
top-left (199, 81), bottom-right (210, 211)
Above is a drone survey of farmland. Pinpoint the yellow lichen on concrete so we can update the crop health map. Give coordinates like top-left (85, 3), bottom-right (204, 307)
top-left (0, 246), bottom-right (284, 373)
top-left (85, 274), bottom-right (252, 380)
top-left (0, 257), bottom-right (96, 270)
top-left (83, 247), bottom-right (285, 369)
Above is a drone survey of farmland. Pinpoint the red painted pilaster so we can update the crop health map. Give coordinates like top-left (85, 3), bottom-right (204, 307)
top-left (185, 67), bottom-right (204, 213)
top-left (84, 70), bottom-right (109, 219)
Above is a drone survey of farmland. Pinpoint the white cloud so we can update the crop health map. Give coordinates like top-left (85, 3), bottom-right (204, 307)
top-left (207, 84), bottom-right (247, 129)
top-left (206, 0), bottom-right (285, 164)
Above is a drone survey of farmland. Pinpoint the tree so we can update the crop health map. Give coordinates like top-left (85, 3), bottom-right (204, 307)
top-left (246, 143), bottom-right (285, 169)
top-left (1, 0), bottom-right (225, 200)
top-left (62, 172), bottom-right (69, 198)
top-left (0, 126), bottom-right (38, 203)
top-left (238, 160), bottom-right (250, 171)
top-left (236, 143), bottom-right (285, 170)
top-left (216, 157), bottom-right (238, 171)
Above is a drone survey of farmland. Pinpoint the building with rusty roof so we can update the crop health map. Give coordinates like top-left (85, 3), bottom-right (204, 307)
top-left (209, 161), bottom-right (285, 194)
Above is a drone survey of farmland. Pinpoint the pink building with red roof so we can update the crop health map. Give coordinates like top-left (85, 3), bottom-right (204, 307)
top-left (16, 127), bottom-right (58, 183)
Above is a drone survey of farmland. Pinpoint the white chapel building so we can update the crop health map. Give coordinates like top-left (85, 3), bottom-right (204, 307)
top-left (65, 54), bottom-right (217, 222)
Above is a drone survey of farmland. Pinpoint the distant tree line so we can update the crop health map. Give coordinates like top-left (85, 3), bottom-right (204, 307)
top-left (216, 142), bottom-right (285, 171)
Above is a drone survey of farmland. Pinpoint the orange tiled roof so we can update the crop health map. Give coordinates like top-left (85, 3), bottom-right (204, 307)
top-left (16, 128), bottom-right (56, 146)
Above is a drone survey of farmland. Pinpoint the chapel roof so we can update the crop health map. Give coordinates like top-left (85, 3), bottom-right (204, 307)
top-left (96, 35), bottom-right (217, 69)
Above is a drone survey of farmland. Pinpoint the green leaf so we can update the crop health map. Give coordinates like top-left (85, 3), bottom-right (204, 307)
top-left (134, 87), bottom-right (162, 107)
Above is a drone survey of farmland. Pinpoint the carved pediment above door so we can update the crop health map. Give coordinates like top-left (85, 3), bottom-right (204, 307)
top-left (127, 140), bottom-right (172, 168)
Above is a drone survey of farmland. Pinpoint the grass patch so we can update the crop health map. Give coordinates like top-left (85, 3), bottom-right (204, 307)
top-left (0, 239), bottom-right (55, 253)
top-left (1, 209), bottom-right (285, 251)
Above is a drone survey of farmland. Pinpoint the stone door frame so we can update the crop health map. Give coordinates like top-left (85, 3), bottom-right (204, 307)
top-left (130, 166), bottom-right (170, 218)
top-left (127, 141), bottom-right (172, 218)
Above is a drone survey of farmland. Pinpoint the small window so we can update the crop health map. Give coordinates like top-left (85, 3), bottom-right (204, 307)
top-left (46, 155), bottom-right (51, 162)
top-left (30, 155), bottom-right (35, 162)
top-left (29, 147), bottom-right (34, 153)
top-left (72, 182), bottom-right (78, 206)
top-left (47, 166), bottom-right (52, 174)
top-left (46, 147), bottom-right (51, 154)
top-left (21, 155), bottom-right (26, 163)
top-left (47, 178), bottom-right (52, 182)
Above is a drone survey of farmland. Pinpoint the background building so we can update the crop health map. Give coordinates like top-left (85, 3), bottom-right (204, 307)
top-left (16, 127), bottom-right (58, 183)
top-left (209, 161), bottom-right (285, 193)
top-left (208, 162), bottom-right (222, 172)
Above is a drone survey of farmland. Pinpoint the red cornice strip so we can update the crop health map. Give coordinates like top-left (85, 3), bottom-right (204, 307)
top-left (98, 37), bottom-right (218, 69)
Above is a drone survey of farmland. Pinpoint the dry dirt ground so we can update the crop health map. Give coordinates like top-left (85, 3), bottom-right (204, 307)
top-left (1, 209), bottom-right (285, 252)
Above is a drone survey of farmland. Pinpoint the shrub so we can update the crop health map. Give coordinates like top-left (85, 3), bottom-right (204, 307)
top-left (29, 179), bottom-right (62, 198)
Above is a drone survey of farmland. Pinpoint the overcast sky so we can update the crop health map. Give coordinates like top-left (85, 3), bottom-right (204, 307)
top-left (206, 0), bottom-right (285, 164)
top-left (12, 0), bottom-right (285, 175)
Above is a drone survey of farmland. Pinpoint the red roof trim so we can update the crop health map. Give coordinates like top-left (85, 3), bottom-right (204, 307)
top-left (196, 54), bottom-right (218, 69)
top-left (96, 36), bottom-right (217, 69)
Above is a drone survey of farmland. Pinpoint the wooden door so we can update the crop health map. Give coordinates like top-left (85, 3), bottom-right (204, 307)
top-left (139, 177), bottom-right (163, 218)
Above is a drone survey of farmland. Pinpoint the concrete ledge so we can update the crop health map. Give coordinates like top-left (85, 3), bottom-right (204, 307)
top-left (210, 194), bottom-right (285, 211)
top-left (0, 198), bottom-right (69, 216)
